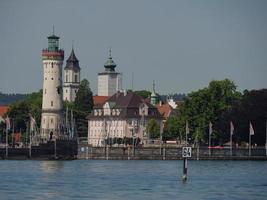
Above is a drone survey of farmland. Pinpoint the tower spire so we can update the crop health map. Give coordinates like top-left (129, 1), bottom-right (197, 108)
top-left (109, 47), bottom-right (112, 58)
top-left (52, 25), bottom-right (55, 35)
top-left (153, 80), bottom-right (155, 93)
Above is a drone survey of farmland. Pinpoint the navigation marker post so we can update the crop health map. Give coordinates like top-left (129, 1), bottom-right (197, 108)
top-left (182, 147), bottom-right (191, 181)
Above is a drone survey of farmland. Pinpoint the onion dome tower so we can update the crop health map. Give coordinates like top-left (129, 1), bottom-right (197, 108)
top-left (41, 29), bottom-right (64, 140)
top-left (97, 49), bottom-right (122, 96)
top-left (63, 48), bottom-right (81, 102)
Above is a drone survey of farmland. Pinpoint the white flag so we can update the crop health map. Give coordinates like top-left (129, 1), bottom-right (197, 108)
top-left (230, 121), bottom-right (234, 135)
top-left (209, 122), bottom-right (212, 135)
top-left (249, 122), bottom-right (255, 136)
top-left (186, 121), bottom-right (189, 135)
top-left (5, 116), bottom-right (11, 132)
top-left (30, 116), bottom-right (36, 132)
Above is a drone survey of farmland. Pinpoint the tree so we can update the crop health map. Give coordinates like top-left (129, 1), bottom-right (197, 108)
top-left (74, 79), bottom-right (93, 137)
top-left (217, 89), bottom-right (267, 146)
top-left (146, 119), bottom-right (160, 139)
top-left (163, 116), bottom-right (180, 141)
top-left (5, 90), bottom-right (42, 133)
top-left (134, 90), bottom-right (151, 99)
top-left (178, 79), bottom-right (241, 145)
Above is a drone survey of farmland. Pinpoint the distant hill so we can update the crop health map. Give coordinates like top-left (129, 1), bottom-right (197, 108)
top-left (0, 92), bottom-right (28, 105)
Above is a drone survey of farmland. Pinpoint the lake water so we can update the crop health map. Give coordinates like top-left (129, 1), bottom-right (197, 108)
top-left (0, 160), bottom-right (266, 200)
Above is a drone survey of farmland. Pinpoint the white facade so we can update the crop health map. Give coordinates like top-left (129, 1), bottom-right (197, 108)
top-left (41, 59), bottom-right (63, 139)
top-left (97, 72), bottom-right (122, 96)
top-left (88, 92), bottom-right (162, 147)
top-left (63, 69), bottom-right (80, 102)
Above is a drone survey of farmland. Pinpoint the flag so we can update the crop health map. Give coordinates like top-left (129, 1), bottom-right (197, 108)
top-left (230, 121), bottom-right (234, 135)
top-left (249, 122), bottom-right (255, 136)
top-left (209, 122), bottom-right (212, 135)
top-left (186, 121), bottom-right (189, 135)
top-left (5, 116), bottom-right (11, 132)
top-left (30, 116), bottom-right (36, 132)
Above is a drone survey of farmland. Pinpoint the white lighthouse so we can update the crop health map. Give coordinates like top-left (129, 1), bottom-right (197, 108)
top-left (41, 32), bottom-right (64, 140)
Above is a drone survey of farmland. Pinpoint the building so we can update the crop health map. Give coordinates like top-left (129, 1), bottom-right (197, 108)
top-left (97, 49), bottom-right (122, 96)
top-left (0, 105), bottom-right (9, 123)
top-left (41, 32), bottom-right (64, 139)
top-left (88, 91), bottom-right (162, 147)
top-left (63, 48), bottom-right (81, 102)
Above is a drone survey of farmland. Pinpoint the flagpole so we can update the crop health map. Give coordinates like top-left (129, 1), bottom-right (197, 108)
top-left (5, 127), bottom-right (8, 158)
top-left (230, 129), bottom-right (232, 157)
top-left (265, 120), bottom-right (267, 157)
top-left (249, 130), bottom-right (251, 157)
top-left (208, 132), bottom-right (211, 156)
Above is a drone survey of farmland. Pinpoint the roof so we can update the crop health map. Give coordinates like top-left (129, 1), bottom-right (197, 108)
top-left (47, 34), bottom-right (59, 39)
top-left (64, 48), bottom-right (80, 71)
top-left (90, 92), bottom-right (161, 119)
top-left (156, 103), bottom-right (172, 119)
top-left (104, 49), bottom-right (116, 72)
top-left (93, 96), bottom-right (110, 106)
top-left (0, 106), bottom-right (9, 117)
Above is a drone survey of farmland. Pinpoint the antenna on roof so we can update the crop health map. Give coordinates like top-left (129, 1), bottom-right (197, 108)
top-left (52, 25), bottom-right (55, 35)
top-left (72, 40), bottom-right (74, 50)
top-left (131, 72), bottom-right (134, 91)
top-left (108, 47), bottom-right (112, 58)
top-left (153, 80), bottom-right (156, 92)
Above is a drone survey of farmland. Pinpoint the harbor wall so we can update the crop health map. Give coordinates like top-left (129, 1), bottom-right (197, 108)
top-left (78, 145), bottom-right (267, 160)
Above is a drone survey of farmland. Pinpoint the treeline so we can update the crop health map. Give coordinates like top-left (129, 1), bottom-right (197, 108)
top-left (0, 79), bottom-right (94, 138)
top-left (0, 92), bottom-right (28, 105)
top-left (161, 79), bottom-right (267, 146)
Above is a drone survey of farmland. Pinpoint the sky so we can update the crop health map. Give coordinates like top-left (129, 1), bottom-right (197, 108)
top-left (0, 0), bottom-right (267, 95)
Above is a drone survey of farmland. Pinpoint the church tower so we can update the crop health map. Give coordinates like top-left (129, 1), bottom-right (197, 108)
top-left (63, 48), bottom-right (81, 102)
top-left (97, 49), bottom-right (122, 96)
top-left (41, 31), bottom-right (64, 140)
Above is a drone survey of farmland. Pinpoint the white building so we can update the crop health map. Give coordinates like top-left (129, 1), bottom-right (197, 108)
top-left (88, 92), bottom-right (162, 147)
top-left (63, 48), bottom-right (81, 102)
top-left (97, 49), bottom-right (122, 96)
top-left (41, 33), bottom-right (64, 139)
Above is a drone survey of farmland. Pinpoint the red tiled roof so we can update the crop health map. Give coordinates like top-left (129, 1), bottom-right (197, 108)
top-left (156, 103), bottom-right (172, 119)
top-left (0, 106), bottom-right (9, 117)
top-left (93, 96), bottom-right (110, 106)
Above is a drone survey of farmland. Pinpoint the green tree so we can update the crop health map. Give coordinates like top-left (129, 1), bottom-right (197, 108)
top-left (146, 119), bottom-right (160, 139)
top-left (163, 116), bottom-right (180, 141)
top-left (5, 90), bottom-right (42, 133)
top-left (74, 79), bottom-right (93, 137)
top-left (134, 90), bottom-right (151, 99)
top-left (178, 79), bottom-right (241, 145)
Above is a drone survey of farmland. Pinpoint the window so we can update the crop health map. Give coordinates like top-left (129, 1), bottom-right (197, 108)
top-left (66, 75), bottom-right (68, 82)
top-left (45, 89), bottom-right (47, 94)
top-left (66, 89), bottom-right (67, 93)
top-left (51, 62), bottom-right (54, 68)
top-left (51, 118), bottom-right (53, 124)
top-left (51, 77), bottom-right (54, 80)
top-left (75, 90), bottom-right (77, 93)
top-left (51, 101), bottom-right (53, 107)
top-left (75, 74), bottom-right (78, 82)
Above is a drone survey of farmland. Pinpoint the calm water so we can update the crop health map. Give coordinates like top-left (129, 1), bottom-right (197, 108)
top-left (0, 160), bottom-right (267, 200)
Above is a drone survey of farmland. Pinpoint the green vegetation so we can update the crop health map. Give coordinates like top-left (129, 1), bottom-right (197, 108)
top-left (4, 90), bottom-right (42, 133)
top-left (74, 79), bottom-right (94, 137)
top-left (146, 119), bottom-right (160, 139)
top-left (133, 90), bottom-right (151, 99)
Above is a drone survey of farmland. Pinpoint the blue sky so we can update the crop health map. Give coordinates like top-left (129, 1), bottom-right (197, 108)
top-left (0, 0), bottom-right (266, 95)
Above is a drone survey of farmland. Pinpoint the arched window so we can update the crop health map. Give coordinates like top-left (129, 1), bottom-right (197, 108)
top-left (75, 74), bottom-right (78, 82)
top-left (66, 75), bottom-right (68, 82)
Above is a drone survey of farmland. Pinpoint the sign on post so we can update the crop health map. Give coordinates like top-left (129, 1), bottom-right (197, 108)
top-left (182, 147), bottom-right (192, 158)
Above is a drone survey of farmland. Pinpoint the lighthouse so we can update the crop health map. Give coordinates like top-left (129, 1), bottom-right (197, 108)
top-left (41, 31), bottom-right (64, 140)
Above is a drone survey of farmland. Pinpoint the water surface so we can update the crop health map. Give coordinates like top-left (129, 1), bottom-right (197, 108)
top-left (0, 160), bottom-right (266, 200)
